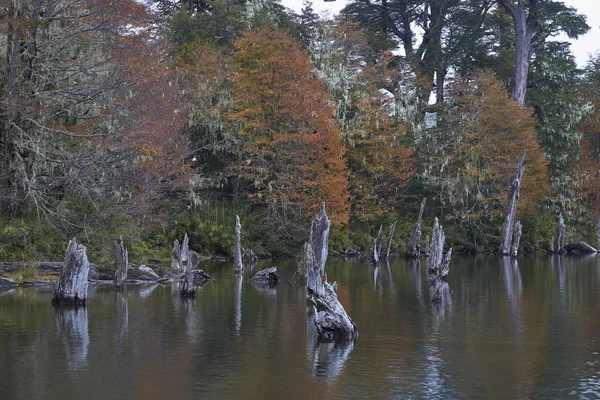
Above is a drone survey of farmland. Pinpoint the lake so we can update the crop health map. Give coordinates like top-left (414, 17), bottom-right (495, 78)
top-left (1, 255), bottom-right (599, 399)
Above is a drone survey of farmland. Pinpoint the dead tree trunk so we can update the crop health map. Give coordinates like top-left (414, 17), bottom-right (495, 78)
top-left (383, 221), bottom-right (397, 260)
top-left (406, 198), bottom-right (426, 258)
top-left (499, 151), bottom-right (526, 255)
top-left (291, 242), bottom-right (312, 286)
top-left (557, 213), bottom-right (566, 254)
top-left (301, 205), bottom-right (357, 341)
top-left (52, 239), bottom-right (89, 307)
top-left (233, 215), bottom-right (243, 274)
top-left (511, 221), bottom-right (522, 258)
top-left (596, 218), bottom-right (600, 252)
top-left (427, 218), bottom-right (452, 303)
top-left (113, 236), bottom-right (128, 289)
top-left (310, 203), bottom-right (330, 274)
top-left (368, 226), bottom-right (383, 268)
top-left (424, 236), bottom-right (430, 258)
top-left (171, 239), bottom-right (181, 272)
top-left (180, 233), bottom-right (195, 297)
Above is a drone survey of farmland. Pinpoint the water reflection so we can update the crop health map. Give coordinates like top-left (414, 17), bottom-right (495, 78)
top-left (138, 283), bottom-right (158, 299)
top-left (55, 307), bottom-right (89, 371)
top-left (114, 290), bottom-right (128, 344)
top-left (502, 256), bottom-right (523, 336)
top-left (234, 274), bottom-right (242, 334)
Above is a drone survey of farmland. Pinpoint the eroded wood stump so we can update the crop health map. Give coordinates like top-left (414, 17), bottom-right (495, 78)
top-left (114, 236), bottom-right (128, 288)
top-left (406, 198), bottom-right (426, 258)
top-left (427, 218), bottom-right (452, 303)
top-left (234, 215), bottom-right (244, 274)
top-left (52, 238), bottom-right (89, 307)
top-left (499, 151), bottom-right (526, 255)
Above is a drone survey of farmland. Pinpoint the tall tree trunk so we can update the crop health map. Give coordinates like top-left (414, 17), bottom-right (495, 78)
top-left (406, 198), bottom-right (426, 258)
top-left (233, 215), bottom-right (243, 274)
top-left (511, 220), bottom-right (522, 258)
top-left (113, 236), bottom-right (128, 289)
top-left (556, 213), bottom-right (566, 254)
top-left (499, 151), bottom-right (526, 255)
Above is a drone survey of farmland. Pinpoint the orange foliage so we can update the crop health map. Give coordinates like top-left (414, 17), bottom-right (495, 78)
top-left (231, 27), bottom-right (349, 226)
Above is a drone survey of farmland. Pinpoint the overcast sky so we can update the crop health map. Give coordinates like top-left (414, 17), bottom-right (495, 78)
top-left (280, 0), bottom-right (600, 67)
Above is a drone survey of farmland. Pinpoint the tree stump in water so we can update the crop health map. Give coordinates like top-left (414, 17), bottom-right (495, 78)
top-left (233, 215), bottom-right (244, 274)
top-left (300, 205), bottom-right (357, 341)
top-left (52, 238), bottom-right (89, 307)
top-left (556, 213), bottom-right (566, 254)
top-left (596, 218), bottom-right (600, 252)
top-left (249, 267), bottom-right (282, 288)
top-left (311, 203), bottom-right (330, 273)
top-left (171, 239), bottom-right (182, 272)
top-left (424, 236), bottom-right (430, 258)
top-left (499, 151), bottom-right (526, 255)
top-left (383, 221), bottom-right (397, 260)
top-left (564, 241), bottom-right (598, 254)
top-left (180, 234), bottom-right (196, 297)
top-left (114, 236), bottom-right (128, 289)
top-left (406, 198), bottom-right (426, 258)
top-left (368, 226), bottom-right (382, 268)
top-left (427, 218), bottom-right (452, 303)
top-left (511, 221), bottom-right (522, 258)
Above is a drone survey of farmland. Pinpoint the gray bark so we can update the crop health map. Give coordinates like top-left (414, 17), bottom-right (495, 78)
top-left (548, 236), bottom-right (555, 254)
top-left (249, 267), bottom-right (282, 288)
top-left (292, 242), bottom-right (312, 286)
top-left (424, 236), bottom-right (430, 258)
top-left (368, 226), bottom-right (383, 267)
top-left (427, 218), bottom-right (452, 303)
top-left (128, 265), bottom-right (160, 281)
top-left (114, 236), bottom-right (128, 288)
top-left (406, 198), bottom-right (426, 258)
top-left (595, 218), bottom-right (600, 253)
top-left (171, 239), bottom-right (181, 272)
top-left (564, 241), bottom-right (598, 254)
top-left (234, 215), bottom-right (244, 274)
top-left (557, 213), bottom-right (566, 254)
top-left (310, 203), bottom-right (330, 274)
top-left (511, 220), bottom-right (522, 258)
top-left (499, 151), bottom-right (526, 255)
top-left (52, 238), bottom-right (89, 307)
top-left (180, 233), bottom-right (195, 297)
top-left (383, 221), bottom-right (397, 260)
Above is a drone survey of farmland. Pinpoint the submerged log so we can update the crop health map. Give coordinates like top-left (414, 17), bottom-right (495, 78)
top-left (114, 237), bottom-right (128, 288)
top-left (180, 233), bottom-right (196, 297)
top-left (303, 205), bottom-right (357, 341)
top-left (557, 213), bottom-right (566, 254)
top-left (52, 239), bottom-right (89, 307)
top-left (192, 270), bottom-right (214, 286)
top-left (383, 221), bottom-right (397, 260)
top-left (406, 198), bottom-right (426, 258)
top-left (368, 226), bottom-right (383, 267)
top-left (564, 241), bottom-right (598, 254)
top-left (234, 215), bottom-right (244, 274)
top-left (427, 218), bottom-right (452, 303)
top-left (511, 221), bottom-right (522, 258)
top-left (171, 239), bottom-right (182, 272)
top-left (499, 151), bottom-right (526, 255)
top-left (249, 267), bottom-right (282, 288)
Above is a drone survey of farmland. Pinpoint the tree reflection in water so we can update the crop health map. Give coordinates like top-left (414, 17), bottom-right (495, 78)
top-left (55, 306), bottom-right (89, 371)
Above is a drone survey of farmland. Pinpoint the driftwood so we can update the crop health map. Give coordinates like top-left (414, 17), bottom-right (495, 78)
top-left (128, 264), bottom-right (160, 281)
top-left (249, 267), bottom-right (282, 288)
top-left (564, 241), bottom-right (598, 254)
top-left (234, 215), bottom-right (244, 274)
top-left (511, 221), bottom-right (522, 258)
top-left (499, 151), bottom-right (526, 255)
top-left (301, 205), bottom-right (357, 341)
top-left (52, 238), bottom-right (89, 307)
top-left (180, 233), bottom-right (196, 297)
top-left (114, 237), bottom-right (128, 288)
top-left (406, 198), bottom-right (426, 258)
top-left (368, 226), bottom-right (383, 267)
top-left (427, 218), bottom-right (452, 303)
top-left (171, 239), bottom-right (182, 272)
top-left (383, 221), bottom-right (397, 260)
top-left (556, 213), bottom-right (566, 254)
top-left (0, 277), bottom-right (17, 289)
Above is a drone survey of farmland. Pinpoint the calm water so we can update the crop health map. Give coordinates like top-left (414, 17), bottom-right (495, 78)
top-left (1, 255), bottom-right (600, 399)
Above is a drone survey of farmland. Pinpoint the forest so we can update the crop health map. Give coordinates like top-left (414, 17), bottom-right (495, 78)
top-left (1, 0), bottom-right (599, 263)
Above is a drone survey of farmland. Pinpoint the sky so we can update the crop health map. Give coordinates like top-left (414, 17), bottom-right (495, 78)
top-left (280, 0), bottom-right (600, 68)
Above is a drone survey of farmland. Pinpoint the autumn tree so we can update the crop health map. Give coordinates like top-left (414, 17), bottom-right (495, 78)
top-left (422, 70), bottom-right (548, 247)
top-left (231, 27), bottom-right (350, 227)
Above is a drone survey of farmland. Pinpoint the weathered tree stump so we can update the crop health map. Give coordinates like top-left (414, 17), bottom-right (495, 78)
top-left (234, 215), bottom-right (244, 274)
top-left (596, 218), bottom-right (600, 253)
top-left (302, 206), bottom-right (357, 341)
top-left (427, 218), bottom-right (452, 303)
top-left (548, 236), bottom-right (555, 254)
top-left (249, 267), bottom-right (282, 288)
top-left (171, 239), bottom-right (182, 272)
top-left (292, 242), bottom-right (312, 286)
top-left (180, 233), bottom-right (196, 297)
top-left (499, 151), bottom-right (526, 255)
top-left (406, 198), bottom-right (426, 258)
top-left (368, 225), bottom-right (383, 268)
top-left (52, 238), bottom-right (89, 307)
top-left (557, 213), bottom-right (566, 254)
top-left (311, 203), bottom-right (330, 273)
top-left (114, 236), bottom-right (128, 289)
top-left (383, 221), bottom-right (397, 260)
top-left (564, 241), bottom-right (598, 254)
top-left (511, 221), bottom-right (522, 258)
top-left (424, 236), bottom-right (430, 258)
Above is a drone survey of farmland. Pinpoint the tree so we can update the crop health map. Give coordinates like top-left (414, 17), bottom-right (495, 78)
top-left (231, 27), bottom-right (350, 227)
top-left (422, 70), bottom-right (548, 246)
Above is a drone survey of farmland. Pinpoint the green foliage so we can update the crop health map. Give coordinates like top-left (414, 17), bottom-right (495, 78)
top-left (0, 219), bottom-right (65, 261)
